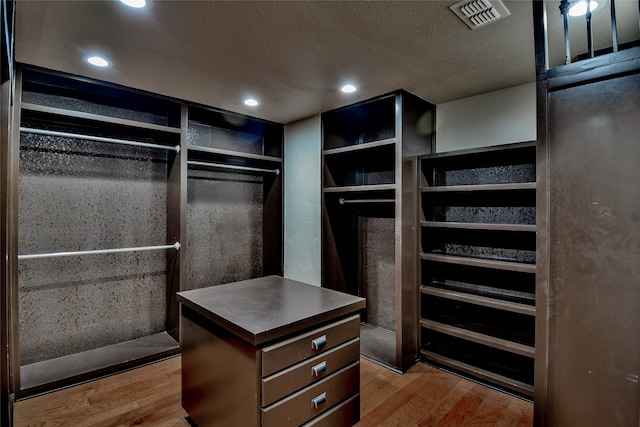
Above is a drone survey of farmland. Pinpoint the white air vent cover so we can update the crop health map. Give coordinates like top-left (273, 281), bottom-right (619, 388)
top-left (449, 0), bottom-right (511, 30)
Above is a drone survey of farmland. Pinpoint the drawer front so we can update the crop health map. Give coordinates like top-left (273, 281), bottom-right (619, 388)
top-left (262, 338), bottom-right (360, 406)
top-left (302, 394), bottom-right (360, 427)
top-left (262, 361), bottom-right (360, 427)
top-left (262, 314), bottom-right (360, 376)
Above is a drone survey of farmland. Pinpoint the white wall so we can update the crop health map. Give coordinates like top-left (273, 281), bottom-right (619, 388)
top-left (283, 115), bottom-right (322, 286)
top-left (436, 83), bottom-right (537, 152)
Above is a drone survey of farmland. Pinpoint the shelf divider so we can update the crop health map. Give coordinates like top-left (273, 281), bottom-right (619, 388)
top-left (420, 349), bottom-right (534, 397)
top-left (420, 253), bottom-right (536, 274)
top-left (420, 221), bottom-right (536, 232)
top-left (421, 182), bottom-right (536, 193)
top-left (421, 286), bottom-right (535, 316)
top-left (420, 319), bottom-right (535, 358)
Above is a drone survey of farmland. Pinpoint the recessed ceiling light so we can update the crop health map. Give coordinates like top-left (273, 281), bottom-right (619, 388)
top-left (120, 0), bottom-right (147, 8)
top-left (341, 84), bottom-right (357, 94)
top-left (568, 0), bottom-right (599, 17)
top-left (86, 56), bottom-right (109, 67)
top-left (244, 98), bottom-right (259, 107)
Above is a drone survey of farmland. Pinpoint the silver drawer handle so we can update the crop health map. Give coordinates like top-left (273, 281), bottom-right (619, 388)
top-left (311, 361), bottom-right (327, 377)
top-left (311, 392), bottom-right (327, 409)
top-left (311, 335), bottom-right (327, 350)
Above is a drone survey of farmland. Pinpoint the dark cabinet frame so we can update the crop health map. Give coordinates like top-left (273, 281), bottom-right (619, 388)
top-left (4, 65), bottom-right (283, 398)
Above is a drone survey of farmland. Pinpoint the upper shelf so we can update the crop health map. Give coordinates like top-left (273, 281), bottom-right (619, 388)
top-left (323, 138), bottom-right (396, 156)
top-left (324, 184), bottom-right (397, 193)
top-left (21, 103), bottom-right (181, 135)
top-left (187, 145), bottom-right (282, 164)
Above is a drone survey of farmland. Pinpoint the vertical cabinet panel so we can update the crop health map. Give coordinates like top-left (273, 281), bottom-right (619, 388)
top-left (419, 142), bottom-right (536, 397)
top-left (544, 72), bottom-right (640, 427)
top-left (322, 91), bottom-right (435, 371)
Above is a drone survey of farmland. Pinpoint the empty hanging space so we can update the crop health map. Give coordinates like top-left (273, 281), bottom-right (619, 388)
top-left (16, 67), bottom-right (182, 396)
top-left (185, 106), bottom-right (283, 290)
top-left (418, 141), bottom-right (536, 397)
top-left (322, 91), bottom-right (435, 372)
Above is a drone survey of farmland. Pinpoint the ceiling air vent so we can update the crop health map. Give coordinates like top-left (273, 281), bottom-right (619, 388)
top-left (449, 0), bottom-right (511, 30)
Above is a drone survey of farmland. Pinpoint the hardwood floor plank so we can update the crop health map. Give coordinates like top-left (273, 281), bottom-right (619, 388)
top-left (14, 356), bottom-right (532, 427)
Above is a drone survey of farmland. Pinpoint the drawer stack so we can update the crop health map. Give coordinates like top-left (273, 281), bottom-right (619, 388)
top-left (261, 315), bottom-right (361, 427)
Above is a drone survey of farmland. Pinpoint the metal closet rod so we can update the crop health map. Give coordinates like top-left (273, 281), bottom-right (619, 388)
top-left (18, 242), bottom-right (181, 260)
top-left (20, 127), bottom-right (181, 153)
top-left (339, 198), bottom-right (395, 205)
top-left (187, 160), bottom-right (280, 175)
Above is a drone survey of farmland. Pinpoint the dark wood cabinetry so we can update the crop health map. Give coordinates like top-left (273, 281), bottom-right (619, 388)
top-left (419, 142), bottom-right (536, 397)
top-left (322, 91), bottom-right (435, 371)
top-left (8, 66), bottom-right (283, 397)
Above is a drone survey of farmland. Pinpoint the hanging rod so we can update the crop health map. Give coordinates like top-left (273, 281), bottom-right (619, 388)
top-left (187, 160), bottom-right (280, 175)
top-left (18, 242), bottom-right (181, 260)
top-left (339, 198), bottom-right (395, 205)
top-left (20, 127), bottom-right (181, 153)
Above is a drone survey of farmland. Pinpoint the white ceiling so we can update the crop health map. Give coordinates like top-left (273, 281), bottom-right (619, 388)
top-left (12, 0), bottom-right (627, 124)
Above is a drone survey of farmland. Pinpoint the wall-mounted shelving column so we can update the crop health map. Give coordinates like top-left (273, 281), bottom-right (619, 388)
top-left (322, 90), bottom-right (435, 372)
top-left (418, 141), bottom-right (537, 397)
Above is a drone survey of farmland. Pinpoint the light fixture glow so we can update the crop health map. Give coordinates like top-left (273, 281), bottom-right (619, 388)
top-left (568, 0), bottom-right (599, 17)
top-left (341, 84), bottom-right (357, 93)
top-left (244, 98), bottom-right (259, 107)
top-left (120, 0), bottom-right (147, 8)
top-left (86, 56), bottom-right (109, 67)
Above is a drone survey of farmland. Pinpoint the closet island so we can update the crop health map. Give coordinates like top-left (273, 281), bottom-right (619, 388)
top-left (177, 275), bottom-right (366, 427)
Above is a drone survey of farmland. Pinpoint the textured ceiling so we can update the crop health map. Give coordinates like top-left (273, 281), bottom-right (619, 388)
top-left (15, 0), bottom-right (539, 124)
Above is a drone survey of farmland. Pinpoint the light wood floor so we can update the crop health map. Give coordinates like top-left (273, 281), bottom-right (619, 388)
top-left (14, 356), bottom-right (532, 427)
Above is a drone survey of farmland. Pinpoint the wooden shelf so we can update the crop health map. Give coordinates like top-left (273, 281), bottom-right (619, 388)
top-left (21, 103), bottom-right (181, 134)
top-left (420, 319), bottom-right (535, 358)
top-left (421, 286), bottom-right (535, 316)
top-left (421, 182), bottom-right (536, 193)
top-left (323, 138), bottom-right (396, 156)
top-left (187, 145), bottom-right (282, 164)
top-left (324, 184), bottom-right (396, 193)
top-left (19, 332), bottom-right (179, 396)
top-left (420, 141), bottom-right (536, 161)
top-left (420, 349), bottom-right (534, 397)
top-left (420, 253), bottom-right (536, 273)
top-left (420, 221), bottom-right (536, 232)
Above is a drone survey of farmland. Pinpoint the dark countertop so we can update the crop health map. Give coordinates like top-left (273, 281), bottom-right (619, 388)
top-left (177, 275), bottom-right (366, 346)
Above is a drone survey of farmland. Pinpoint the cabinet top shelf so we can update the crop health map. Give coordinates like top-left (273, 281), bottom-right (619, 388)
top-left (176, 276), bottom-right (365, 346)
top-left (323, 138), bottom-right (396, 155)
top-left (21, 103), bottom-right (181, 134)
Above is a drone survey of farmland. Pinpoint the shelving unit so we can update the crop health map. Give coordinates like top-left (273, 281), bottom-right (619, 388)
top-left (184, 105), bottom-right (283, 290)
top-left (418, 141), bottom-right (536, 397)
top-left (8, 66), bottom-right (283, 398)
top-left (322, 90), bottom-right (435, 372)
